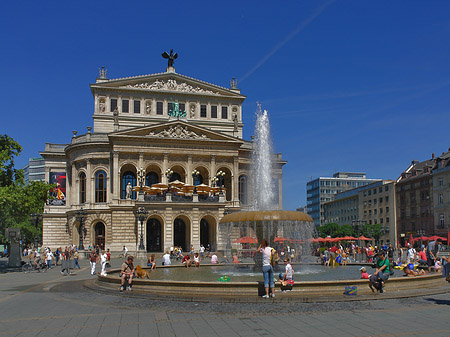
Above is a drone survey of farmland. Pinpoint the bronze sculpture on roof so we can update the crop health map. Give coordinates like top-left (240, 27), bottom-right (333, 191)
top-left (162, 49), bottom-right (178, 68)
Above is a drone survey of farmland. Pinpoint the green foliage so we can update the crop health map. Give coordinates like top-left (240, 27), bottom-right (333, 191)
top-left (0, 134), bottom-right (23, 187)
top-left (0, 134), bottom-right (53, 244)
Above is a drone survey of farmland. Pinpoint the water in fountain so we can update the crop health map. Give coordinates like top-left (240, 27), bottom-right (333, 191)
top-left (252, 104), bottom-right (275, 211)
top-left (220, 104), bottom-right (315, 268)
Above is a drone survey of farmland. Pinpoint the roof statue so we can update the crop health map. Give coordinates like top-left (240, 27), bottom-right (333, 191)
top-left (162, 49), bottom-right (178, 68)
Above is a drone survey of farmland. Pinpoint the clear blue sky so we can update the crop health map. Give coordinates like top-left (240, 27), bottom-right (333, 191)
top-left (1, 1), bottom-right (450, 210)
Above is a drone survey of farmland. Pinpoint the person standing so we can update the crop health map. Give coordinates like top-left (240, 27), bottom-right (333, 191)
top-left (89, 249), bottom-right (98, 275)
top-left (46, 249), bottom-right (53, 269)
top-left (60, 247), bottom-right (71, 275)
top-left (200, 244), bottom-right (205, 258)
top-left (427, 238), bottom-right (442, 272)
top-left (100, 250), bottom-right (107, 276)
top-left (258, 239), bottom-right (275, 298)
top-left (73, 249), bottom-right (81, 269)
top-left (407, 244), bottom-right (416, 263)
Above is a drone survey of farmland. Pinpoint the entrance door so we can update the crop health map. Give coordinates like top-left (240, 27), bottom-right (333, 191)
top-left (200, 219), bottom-right (209, 247)
top-left (94, 222), bottom-right (105, 249)
top-left (174, 218), bottom-right (186, 251)
top-left (146, 218), bottom-right (162, 252)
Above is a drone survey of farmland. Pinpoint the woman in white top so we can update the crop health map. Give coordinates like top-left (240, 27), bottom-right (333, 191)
top-left (257, 239), bottom-right (275, 298)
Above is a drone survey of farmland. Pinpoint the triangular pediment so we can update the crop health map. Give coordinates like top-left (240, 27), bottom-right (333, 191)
top-left (109, 120), bottom-right (243, 143)
top-left (91, 72), bottom-right (245, 99)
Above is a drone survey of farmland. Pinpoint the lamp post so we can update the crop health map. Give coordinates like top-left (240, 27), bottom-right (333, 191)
top-left (31, 213), bottom-right (43, 248)
top-left (75, 208), bottom-right (87, 250)
top-left (192, 169), bottom-right (199, 194)
top-left (216, 170), bottom-right (225, 193)
top-left (352, 219), bottom-right (364, 248)
top-left (137, 167), bottom-right (145, 201)
top-left (135, 206), bottom-right (148, 251)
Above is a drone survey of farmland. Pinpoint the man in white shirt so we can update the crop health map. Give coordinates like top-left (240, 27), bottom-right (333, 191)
top-left (100, 250), bottom-right (108, 276)
top-left (407, 244), bottom-right (416, 263)
top-left (200, 244), bottom-right (205, 258)
top-left (46, 250), bottom-right (53, 269)
top-left (162, 251), bottom-right (171, 266)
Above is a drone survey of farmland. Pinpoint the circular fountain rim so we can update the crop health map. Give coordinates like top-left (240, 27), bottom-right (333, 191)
top-left (219, 210), bottom-right (313, 224)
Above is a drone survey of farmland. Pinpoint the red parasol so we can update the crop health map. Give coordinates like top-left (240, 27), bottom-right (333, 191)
top-left (274, 237), bottom-right (293, 243)
top-left (427, 235), bottom-right (447, 241)
top-left (358, 236), bottom-right (373, 241)
top-left (412, 236), bottom-right (429, 242)
top-left (342, 236), bottom-right (358, 241)
top-left (409, 233), bottom-right (414, 244)
top-left (232, 236), bottom-right (258, 244)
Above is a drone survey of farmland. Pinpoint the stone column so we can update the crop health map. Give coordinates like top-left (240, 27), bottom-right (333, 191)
top-left (139, 152), bottom-right (144, 170)
top-left (210, 155), bottom-right (216, 185)
top-left (233, 156), bottom-right (239, 205)
top-left (187, 155), bottom-right (193, 185)
top-left (140, 97), bottom-right (145, 115)
top-left (165, 207), bottom-right (173, 249)
top-left (86, 159), bottom-right (92, 204)
top-left (113, 151), bottom-right (119, 201)
top-left (163, 153), bottom-right (169, 184)
top-left (191, 208), bottom-right (200, 251)
top-left (71, 163), bottom-right (77, 205)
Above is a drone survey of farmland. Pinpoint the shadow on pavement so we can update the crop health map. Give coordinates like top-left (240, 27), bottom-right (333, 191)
top-left (424, 297), bottom-right (450, 306)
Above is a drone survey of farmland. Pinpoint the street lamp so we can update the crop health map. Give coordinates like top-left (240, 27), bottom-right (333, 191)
top-left (135, 206), bottom-right (148, 250)
top-left (75, 208), bottom-right (87, 250)
top-left (192, 169), bottom-right (199, 194)
top-left (216, 170), bottom-right (225, 193)
top-left (30, 213), bottom-right (43, 248)
top-left (352, 219), bottom-right (364, 248)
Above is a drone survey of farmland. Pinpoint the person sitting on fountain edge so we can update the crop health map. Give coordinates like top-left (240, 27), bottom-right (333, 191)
top-left (278, 257), bottom-right (294, 293)
top-left (120, 256), bottom-right (135, 292)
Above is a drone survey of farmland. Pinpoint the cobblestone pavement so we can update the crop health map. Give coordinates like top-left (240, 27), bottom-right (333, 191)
top-left (1, 257), bottom-right (449, 337)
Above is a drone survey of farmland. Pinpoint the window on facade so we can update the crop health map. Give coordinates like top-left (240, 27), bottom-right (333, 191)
top-left (386, 206), bottom-right (389, 213)
top-left (385, 196), bottom-right (389, 202)
top-left (168, 102), bottom-right (173, 114)
top-left (122, 99), bottom-right (129, 113)
top-left (95, 170), bottom-right (107, 203)
top-left (134, 100), bottom-right (140, 113)
top-left (385, 185), bottom-right (389, 191)
top-left (79, 172), bottom-right (86, 204)
top-left (379, 187), bottom-right (383, 193)
top-left (145, 172), bottom-right (159, 187)
top-left (364, 191), bottom-right (367, 196)
top-left (438, 178), bottom-right (443, 186)
top-left (179, 103), bottom-right (185, 114)
top-left (386, 217), bottom-right (389, 223)
top-left (380, 218), bottom-right (383, 224)
top-left (200, 105), bottom-right (207, 118)
top-left (211, 105), bottom-right (217, 118)
top-left (157, 102), bottom-right (163, 115)
top-left (380, 208), bottom-right (383, 214)
top-left (439, 214), bottom-right (445, 228)
top-left (439, 193), bottom-right (444, 204)
top-left (221, 106), bottom-right (228, 119)
top-left (374, 199), bottom-right (377, 205)
top-left (110, 98), bottom-right (117, 112)
top-left (121, 171), bottom-right (136, 199)
top-left (373, 189), bottom-right (377, 194)
top-left (368, 190), bottom-right (372, 196)
top-left (239, 175), bottom-right (248, 205)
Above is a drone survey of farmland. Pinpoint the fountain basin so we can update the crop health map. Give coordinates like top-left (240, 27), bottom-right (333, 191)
top-left (95, 264), bottom-right (446, 302)
top-left (219, 210), bottom-right (313, 223)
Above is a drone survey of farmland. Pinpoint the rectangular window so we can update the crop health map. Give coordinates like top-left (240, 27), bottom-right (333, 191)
top-left (380, 208), bottom-right (383, 214)
top-left (157, 102), bottom-right (163, 115)
top-left (438, 178), bottom-right (443, 186)
top-left (385, 185), bottom-right (389, 191)
top-left (200, 105), bottom-right (207, 118)
top-left (439, 214), bottom-right (445, 228)
top-left (386, 217), bottom-right (389, 223)
top-left (179, 103), bottom-right (185, 114)
top-left (373, 188), bottom-right (377, 194)
top-left (122, 99), bottom-right (129, 113)
top-left (368, 190), bottom-right (372, 196)
top-left (385, 196), bottom-right (389, 202)
top-left (110, 98), bottom-right (117, 112)
top-left (379, 187), bottom-right (383, 193)
top-left (168, 102), bottom-right (173, 114)
top-left (134, 100), bottom-right (140, 113)
top-left (379, 197), bottom-right (383, 203)
top-left (211, 105), bottom-right (217, 118)
top-left (222, 106), bottom-right (228, 119)
top-left (374, 198), bottom-right (377, 205)
top-left (380, 218), bottom-right (383, 224)
top-left (439, 194), bottom-right (444, 204)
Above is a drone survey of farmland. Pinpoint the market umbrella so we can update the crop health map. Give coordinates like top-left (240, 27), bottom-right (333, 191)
top-left (342, 236), bottom-right (357, 241)
top-left (232, 236), bottom-right (258, 244)
top-left (358, 236), bottom-right (373, 241)
top-left (412, 236), bottom-right (429, 242)
top-left (151, 183), bottom-right (168, 189)
top-left (427, 235), bottom-right (447, 241)
top-left (311, 238), bottom-right (320, 243)
top-left (274, 237), bottom-right (293, 243)
top-left (448, 229), bottom-right (450, 246)
top-left (169, 180), bottom-right (185, 188)
top-left (146, 186), bottom-right (165, 195)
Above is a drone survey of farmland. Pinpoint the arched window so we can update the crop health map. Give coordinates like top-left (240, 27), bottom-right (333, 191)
top-left (193, 174), bottom-right (203, 186)
top-left (239, 175), bottom-right (248, 205)
top-left (145, 172), bottom-right (159, 186)
top-left (79, 172), bottom-right (86, 204)
top-left (95, 170), bottom-right (107, 203)
top-left (169, 172), bottom-right (181, 182)
top-left (121, 171), bottom-right (136, 199)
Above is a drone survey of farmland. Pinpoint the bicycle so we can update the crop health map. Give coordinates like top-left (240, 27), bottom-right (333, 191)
top-left (22, 260), bottom-right (49, 273)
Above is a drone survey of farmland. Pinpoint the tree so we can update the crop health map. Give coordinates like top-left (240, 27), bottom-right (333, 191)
top-left (0, 134), bottom-right (53, 244)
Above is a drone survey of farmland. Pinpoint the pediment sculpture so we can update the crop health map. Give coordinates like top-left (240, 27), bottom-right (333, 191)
top-left (148, 125), bottom-right (208, 139)
top-left (125, 79), bottom-right (220, 95)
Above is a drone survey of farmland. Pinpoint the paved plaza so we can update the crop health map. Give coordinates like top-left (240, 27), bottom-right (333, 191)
top-left (1, 257), bottom-right (450, 337)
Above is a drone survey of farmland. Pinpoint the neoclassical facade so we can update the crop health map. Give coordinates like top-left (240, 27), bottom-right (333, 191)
top-left (41, 62), bottom-right (285, 253)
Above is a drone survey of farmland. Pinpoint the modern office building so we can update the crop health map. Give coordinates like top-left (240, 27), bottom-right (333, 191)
top-left (307, 172), bottom-right (380, 226)
top-left (23, 157), bottom-right (46, 184)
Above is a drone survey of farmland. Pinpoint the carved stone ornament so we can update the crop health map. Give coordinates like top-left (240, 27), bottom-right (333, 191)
top-left (145, 101), bottom-right (152, 114)
top-left (125, 79), bottom-right (221, 95)
top-left (148, 125), bottom-right (208, 139)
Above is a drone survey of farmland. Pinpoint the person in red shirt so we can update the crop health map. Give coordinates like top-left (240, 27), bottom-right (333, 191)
top-left (417, 248), bottom-right (427, 265)
top-left (182, 254), bottom-right (192, 268)
top-left (329, 246), bottom-right (338, 266)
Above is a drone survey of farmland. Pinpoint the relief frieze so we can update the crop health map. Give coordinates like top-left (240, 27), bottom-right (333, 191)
top-left (124, 79), bottom-right (221, 95)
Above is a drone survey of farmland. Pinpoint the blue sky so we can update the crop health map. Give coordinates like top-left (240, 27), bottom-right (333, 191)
top-left (1, 1), bottom-right (450, 210)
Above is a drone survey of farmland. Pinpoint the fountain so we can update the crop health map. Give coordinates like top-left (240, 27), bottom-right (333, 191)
top-left (219, 105), bottom-right (315, 267)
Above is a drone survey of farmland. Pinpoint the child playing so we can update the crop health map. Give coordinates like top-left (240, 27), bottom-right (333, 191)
top-left (182, 254), bottom-right (192, 268)
top-left (360, 266), bottom-right (370, 279)
top-left (278, 257), bottom-right (294, 293)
